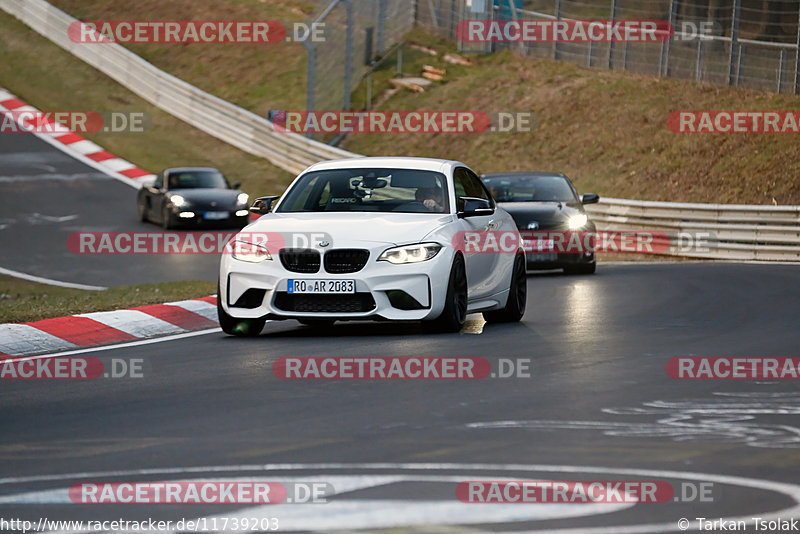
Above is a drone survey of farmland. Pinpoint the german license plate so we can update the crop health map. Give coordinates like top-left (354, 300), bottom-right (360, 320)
top-left (288, 279), bottom-right (356, 294)
top-left (523, 238), bottom-right (555, 252)
top-left (204, 211), bottom-right (228, 220)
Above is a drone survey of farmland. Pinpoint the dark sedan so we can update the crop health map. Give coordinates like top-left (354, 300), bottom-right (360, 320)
top-left (137, 167), bottom-right (251, 229)
top-left (481, 172), bottom-right (599, 274)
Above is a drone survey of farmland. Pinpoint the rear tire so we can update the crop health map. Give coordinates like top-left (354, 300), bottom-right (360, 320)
top-left (484, 253), bottom-right (527, 323)
top-left (564, 261), bottom-right (596, 275)
top-left (217, 285), bottom-right (266, 337)
top-left (424, 254), bottom-right (467, 333)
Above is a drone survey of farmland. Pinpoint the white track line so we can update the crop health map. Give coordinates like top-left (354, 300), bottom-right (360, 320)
top-left (1, 462), bottom-right (798, 534)
top-left (0, 266), bottom-right (107, 290)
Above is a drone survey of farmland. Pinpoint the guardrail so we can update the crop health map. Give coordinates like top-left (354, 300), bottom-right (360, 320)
top-left (585, 199), bottom-right (800, 261)
top-left (0, 0), bottom-right (360, 176)
top-left (2, 0), bottom-right (798, 262)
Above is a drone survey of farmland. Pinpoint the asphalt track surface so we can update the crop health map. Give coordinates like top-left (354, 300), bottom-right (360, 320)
top-left (0, 131), bottom-right (222, 287)
top-left (2, 262), bottom-right (800, 532)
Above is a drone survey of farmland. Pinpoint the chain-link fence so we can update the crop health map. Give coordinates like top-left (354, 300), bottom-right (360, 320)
top-left (416, 0), bottom-right (800, 94)
top-left (303, 0), bottom-right (415, 114)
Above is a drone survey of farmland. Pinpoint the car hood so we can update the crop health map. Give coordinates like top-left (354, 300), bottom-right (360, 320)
top-left (246, 212), bottom-right (454, 247)
top-left (499, 201), bottom-right (582, 228)
top-left (170, 188), bottom-right (240, 204)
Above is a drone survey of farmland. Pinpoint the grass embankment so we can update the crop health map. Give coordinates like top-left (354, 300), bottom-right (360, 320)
top-left (0, 276), bottom-right (215, 324)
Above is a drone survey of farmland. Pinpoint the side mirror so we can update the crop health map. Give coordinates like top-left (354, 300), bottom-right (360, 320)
top-left (581, 193), bottom-right (600, 205)
top-left (231, 181), bottom-right (242, 190)
top-left (458, 197), bottom-right (494, 218)
top-left (249, 195), bottom-right (280, 215)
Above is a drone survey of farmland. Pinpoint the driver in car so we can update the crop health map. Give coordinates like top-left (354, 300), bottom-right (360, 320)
top-left (415, 187), bottom-right (445, 212)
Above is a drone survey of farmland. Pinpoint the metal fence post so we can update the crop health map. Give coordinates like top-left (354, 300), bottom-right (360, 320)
top-left (449, 0), bottom-right (456, 37)
top-left (553, 0), bottom-right (562, 60)
top-left (608, 0), bottom-right (618, 69)
top-left (695, 38), bottom-right (704, 83)
top-left (795, 4), bottom-right (800, 94)
top-left (778, 49), bottom-right (786, 93)
top-left (304, 40), bottom-right (316, 137)
top-left (377, 0), bottom-right (387, 52)
top-left (344, 0), bottom-right (354, 110)
top-left (736, 44), bottom-right (744, 86)
top-left (660, 0), bottom-right (677, 77)
top-left (728, 0), bottom-right (741, 85)
top-left (397, 44), bottom-right (404, 76)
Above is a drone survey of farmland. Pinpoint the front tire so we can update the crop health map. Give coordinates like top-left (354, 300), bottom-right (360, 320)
top-left (161, 206), bottom-right (173, 230)
top-left (217, 286), bottom-right (266, 337)
top-left (138, 200), bottom-right (149, 222)
top-left (424, 253), bottom-right (467, 333)
top-left (484, 253), bottom-right (527, 323)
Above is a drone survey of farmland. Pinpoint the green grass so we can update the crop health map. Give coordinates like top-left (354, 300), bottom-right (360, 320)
top-left (0, 276), bottom-right (216, 324)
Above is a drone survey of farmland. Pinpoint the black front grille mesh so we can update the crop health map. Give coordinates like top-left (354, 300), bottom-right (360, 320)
top-left (280, 249), bottom-right (321, 273)
top-left (324, 249), bottom-right (370, 274)
top-left (274, 293), bottom-right (376, 313)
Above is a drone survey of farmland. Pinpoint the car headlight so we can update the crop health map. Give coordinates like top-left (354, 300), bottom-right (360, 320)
top-left (567, 213), bottom-right (589, 230)
top-left (231, 240), bottom-right (271, 263)
top-left (236, 193), bottom-right (249, 206)
top-left (170, 195), bottom-right (187, 208)
top-left (378, 243), bottom-right (442, 264)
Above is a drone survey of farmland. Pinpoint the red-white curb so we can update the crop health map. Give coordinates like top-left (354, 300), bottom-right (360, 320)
top-left (0, 86), bottom-right (155, 187)
top-left (0, 297), bottom-right (219, 358)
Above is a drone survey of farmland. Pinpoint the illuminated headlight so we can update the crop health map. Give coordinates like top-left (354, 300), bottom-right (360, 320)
top-left (236, 193), bottom-right (249, 206)
top-left (568, 213), bottom-right (589, 230)
top-left (170, 195), bottom-right (187, 208)
top-left (379, 243), bottom-right (442, 264)
top-left (178, 211), bottom-right (195, 219)
top-left (231, 240), bottom-right (271, 263)
top-left (235, 209), bottom-right (249, 217)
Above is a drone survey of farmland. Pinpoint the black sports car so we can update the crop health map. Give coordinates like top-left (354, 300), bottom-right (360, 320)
top-left (137, 167), bottom-right (251, 229)
top-left (481, 172), bottom-right (599, 274)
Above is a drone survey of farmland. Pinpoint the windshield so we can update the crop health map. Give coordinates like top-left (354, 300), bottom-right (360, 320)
top-left (168, 171), bottom-right (228, 190)
top-left (482, 175), bottom-right (578, 203)
top-left (277, 168), bottom-right (450, 213)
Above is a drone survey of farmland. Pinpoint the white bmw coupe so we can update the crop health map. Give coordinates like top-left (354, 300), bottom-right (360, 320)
top-left (217, 157), bottom-right (526, 336)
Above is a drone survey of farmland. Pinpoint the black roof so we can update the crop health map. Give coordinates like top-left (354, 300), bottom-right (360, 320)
top-left (480, 171), bottom-right (568, 180)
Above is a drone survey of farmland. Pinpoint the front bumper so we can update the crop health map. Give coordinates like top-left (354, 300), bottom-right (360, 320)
top-left (171, 207), bottom-right (249, 228)
top-left (219, 245), bottom-right (454, 321)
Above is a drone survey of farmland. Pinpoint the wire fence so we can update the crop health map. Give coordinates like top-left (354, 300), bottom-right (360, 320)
top-left (415, 0), bottom-right (800, 94)
top-left (303, 0), bottom-right (415, 114)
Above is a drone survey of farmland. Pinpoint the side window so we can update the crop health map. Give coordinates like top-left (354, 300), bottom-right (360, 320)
top-left (452, 168), bottom-right (470, 212)
top-left (463, 168), bottom-right (491, 203)
top-left (454, 167), bottom-right (492, 211)
top-left (154, 172), bottom-right (164, 189)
